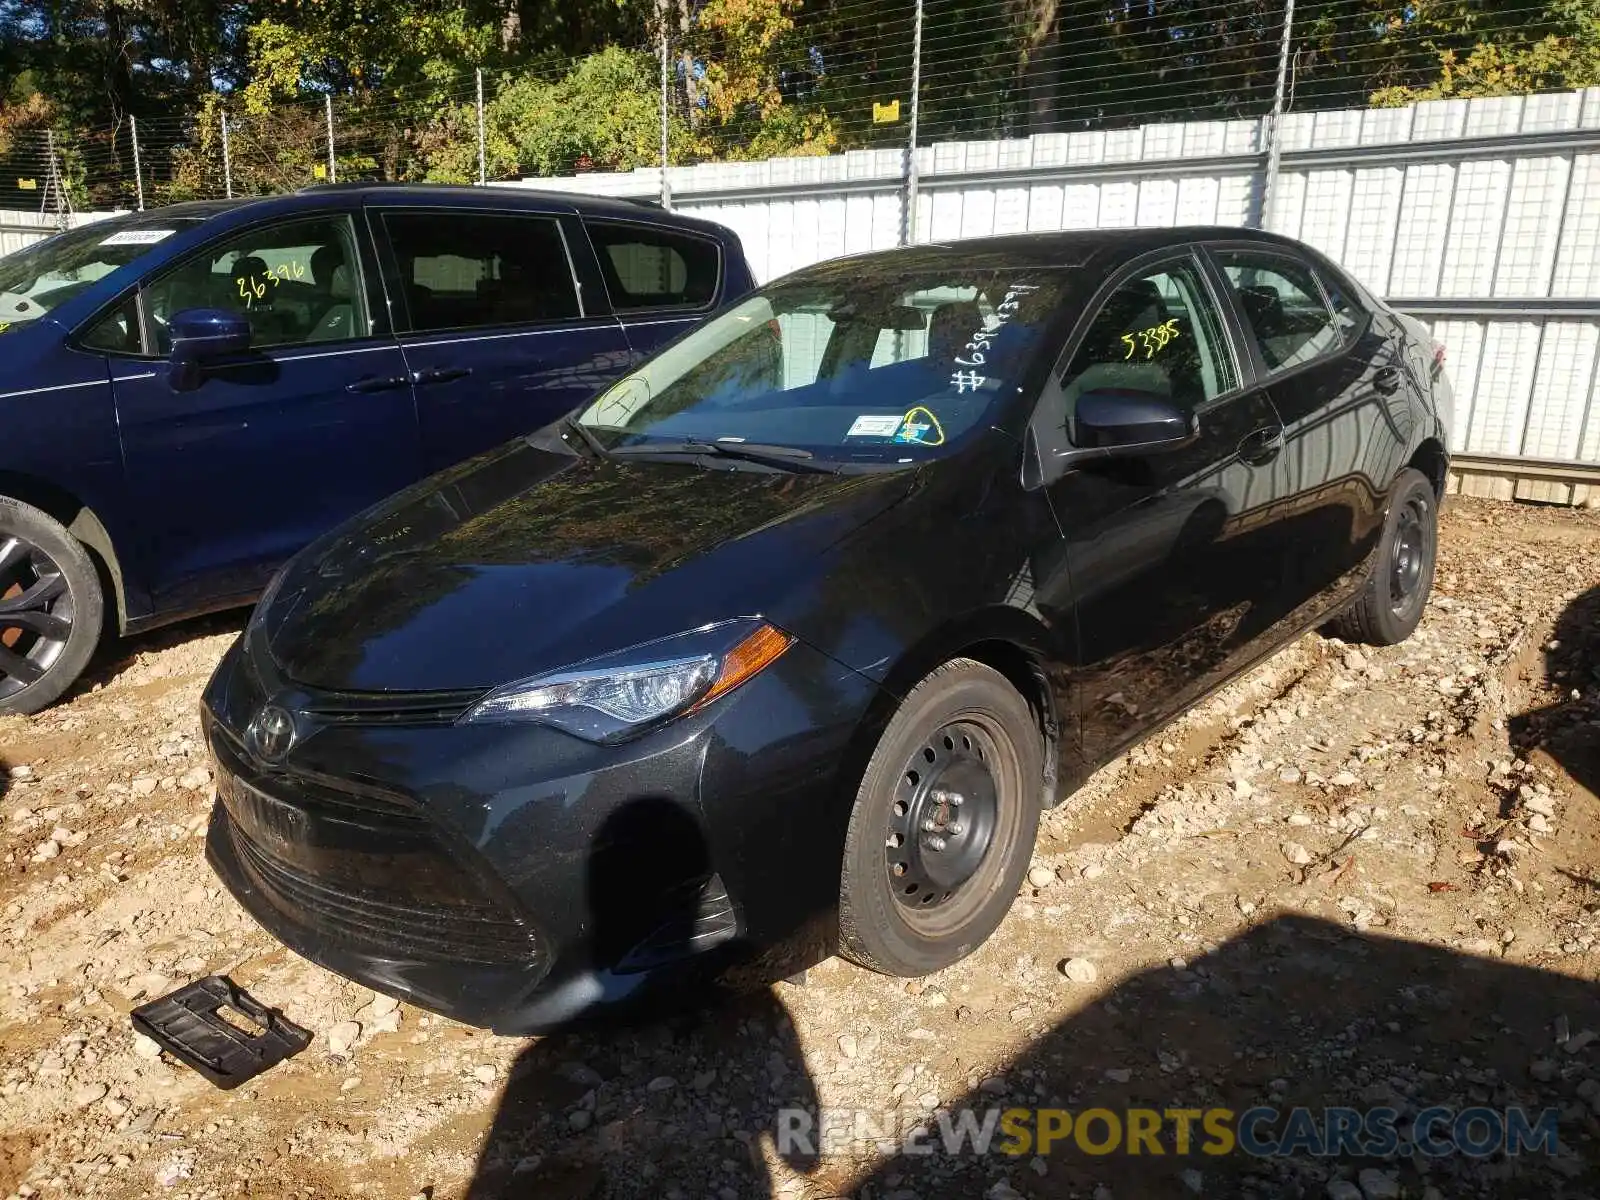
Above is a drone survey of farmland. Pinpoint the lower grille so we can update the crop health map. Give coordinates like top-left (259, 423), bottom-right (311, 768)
top-left (229, 826), bottom-right (537, 964)
top-left (211, 737), bottom-right (540, 968)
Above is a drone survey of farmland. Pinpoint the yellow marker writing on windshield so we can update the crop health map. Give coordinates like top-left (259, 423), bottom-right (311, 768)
top-left (895, 405), bottom-right (946, 446)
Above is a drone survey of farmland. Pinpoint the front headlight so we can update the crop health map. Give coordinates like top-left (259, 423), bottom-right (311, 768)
top-left (458, 619), bottom-right (795, 742)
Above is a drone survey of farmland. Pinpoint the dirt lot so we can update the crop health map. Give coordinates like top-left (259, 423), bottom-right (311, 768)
top-left (1, 496), bottom-right (1598, 1200)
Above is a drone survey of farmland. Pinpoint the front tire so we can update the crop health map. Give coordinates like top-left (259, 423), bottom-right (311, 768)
top-left (838, 658), bottom-right (1043, 977)
top-left (0, 497), bottom-right (103, 716)
top-left (1330, 467), bottom-right (1437, 647)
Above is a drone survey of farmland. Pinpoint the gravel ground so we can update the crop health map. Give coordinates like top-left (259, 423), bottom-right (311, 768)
top-left (1, 495), bottom-right (1598, 1200)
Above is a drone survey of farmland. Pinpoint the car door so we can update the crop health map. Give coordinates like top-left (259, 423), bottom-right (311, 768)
top-left (1026, 250), bottom-right (1292, 769)
top-left (579, 217), bottom-right (726, 361)
top-left (374, 206), bottom-right (633, 474)
top-left (112, 210), bottom-right (420, 615)
top-left (1206, 246), bottom-right (1401, 621)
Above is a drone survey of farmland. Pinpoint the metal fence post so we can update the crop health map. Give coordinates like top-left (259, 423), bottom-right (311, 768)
top-left (1260, 0), bottom-right (1296, 230)
top-left (130, 114), bottom-right (146, 211)
top-left (476, 69), bottom-right (488, 185)
top-left (903, 0), bottom-right (924, 247)
top-left (220, 110), bottom-right (234, 198)
top-left (659, 13), bottom-right (673, 210)
top-left (325, 94), bottom-right (337, 184)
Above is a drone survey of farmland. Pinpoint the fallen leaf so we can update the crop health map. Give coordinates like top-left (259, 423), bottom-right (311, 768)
top-left (1427, 881), bottom-right (1458, 893)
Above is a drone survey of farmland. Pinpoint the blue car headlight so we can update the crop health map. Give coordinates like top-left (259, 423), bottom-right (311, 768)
top-left (458, 618), bottom-right (794, 742)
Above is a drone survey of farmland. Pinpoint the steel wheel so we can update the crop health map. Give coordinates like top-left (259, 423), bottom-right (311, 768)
top-left (1388, 492), bottom-right (1428, 615)
top-left (840, 658), bottom-right (1043, 977)
top-left (0, 535), bottom-right (75, 704)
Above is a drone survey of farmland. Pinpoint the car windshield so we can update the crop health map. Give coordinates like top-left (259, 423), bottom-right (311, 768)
top-left (576, 260), bottom-right (1073, 463)
top-left (0, 216), bottom-right (204, 331)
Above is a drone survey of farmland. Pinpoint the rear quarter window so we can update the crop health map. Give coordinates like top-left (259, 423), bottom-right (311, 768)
top-left (585, 221), bottom-right (720, 312)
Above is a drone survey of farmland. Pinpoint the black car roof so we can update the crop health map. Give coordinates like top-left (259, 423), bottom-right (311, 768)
top-left (804, 225), bottom-right (1315, 274)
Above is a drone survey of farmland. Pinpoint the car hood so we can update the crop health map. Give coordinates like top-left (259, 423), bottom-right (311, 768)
top-left (261, 438), bottom-right (917, 693)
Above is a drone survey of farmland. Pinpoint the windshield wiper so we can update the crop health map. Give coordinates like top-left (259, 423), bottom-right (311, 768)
top-left (558, 417), bottom-right (611, 460)
top-left (610, 439), bottom-right (838, 474)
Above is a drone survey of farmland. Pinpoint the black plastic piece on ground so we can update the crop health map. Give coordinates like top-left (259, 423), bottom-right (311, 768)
top-left (130, 976), bottom-right (312, 1089)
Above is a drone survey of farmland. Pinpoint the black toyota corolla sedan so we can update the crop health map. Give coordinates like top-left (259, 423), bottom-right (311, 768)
top-left (202, 227), bottom-right (1453, 1032)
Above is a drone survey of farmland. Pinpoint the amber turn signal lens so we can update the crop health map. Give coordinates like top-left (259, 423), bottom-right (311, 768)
top-left (695, 623), bottom-right (795, 709)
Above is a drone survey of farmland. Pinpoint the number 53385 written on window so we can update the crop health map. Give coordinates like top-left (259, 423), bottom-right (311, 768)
top-left (1122, 319), bottom-right (1181, 359)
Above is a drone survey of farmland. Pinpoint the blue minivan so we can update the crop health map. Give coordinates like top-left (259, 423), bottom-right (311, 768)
top-left (0, 183), bottom-right (756, 713)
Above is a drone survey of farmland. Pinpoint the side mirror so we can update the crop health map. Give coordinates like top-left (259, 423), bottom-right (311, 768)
top-left (1073, 388), bottom-right (1196, 456)
top-left (168, 308), bottom-right (251, 389)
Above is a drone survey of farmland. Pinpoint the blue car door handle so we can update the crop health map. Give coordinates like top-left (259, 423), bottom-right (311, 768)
top-left (411, 366), bottom-right (473, 386)
top-left (346, 375), bottom-right (410, 394)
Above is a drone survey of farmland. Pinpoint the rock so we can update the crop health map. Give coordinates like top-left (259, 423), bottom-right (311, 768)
top-left (74, 1082), bottom-right (108, 1107)
top-left (131, 777), bottom-right (159, 797)
top-left (340, 1076), bottom-right (361, 1092)
top-left (559, 1062), bottom-right (604, 1088)
top-left (369, 994), bottom-right (400, 1017)
top-left (1563, 1029), bottom-right (1597, 1055)
top-left (985, 1183), bottom-right (1025, 1200)
top-left (568, 1108), bottom-right (592, 1132)
top-left (103, 1096), bottom-right (129, 1118)
top-left (1343, 650), bottom-right (1367, 671)
top-left (838, 1034), bottom-right (858, 1059)
top-left (1280, 766), bottom-right (1302, 783)
top-left (32, 839), bottom-right (60, 861)
top-left (978, 1075), bottom-right (1009, 1096)
top-left (1528, 813), bottom-right (1552, 834)
top-left (8, 764), bottom-right (33, 780)
top-left (1325, 1183), bottom-right (1362, 1200)
top-left (1282, 842), bottom-right (1313, 866)
top-left (1525, 794), bottom-right (1556, 818)
top-left (1059, 957), bottom-right (1098, 984)
top-left (327, 1021), bottom-right (361, 1056)
top-left (1287, 813), bottom-right (1313, 826)
top-left (1530, 1058), bottom-right (1559, 1082)
top-left (177, 767), bottom-right (212, 792)
top-left (371, 1009), bottom-right (401, 1035)
top-left (472, 1064), bottom-right (497, 1084)
top-left (1104, 1068), bottom-right (1132, 1084)
top-left (646, 1075), bottom-right (677, 1092)
top-left (1181, 1169), bottom-right (1203, 1194)
top-left (1356, 1169), bottom-right (1400, 1200)
top-left (1232, 779), bottom-right (1254, 800)
top-left (1027, 866), bottom-right (1055, 889)
top-left (1330, 771), bottom-right (1359, 788)
top-left (1093, 1188), bottom-right (1114, 1200)
top-left (132, 1033), bottom-right (164, 1061)
top-left (1081, 863), bottom-right (1105, 881)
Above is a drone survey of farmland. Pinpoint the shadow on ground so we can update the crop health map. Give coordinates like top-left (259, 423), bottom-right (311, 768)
top-left (465, 796), bottom-right (825, 1200)
top-left (67, 607), bottom-right (250, 701)
top-left (841, 914), bottom-right (1600, 1199)
top-left (1513, 584), bottom-right (1600, 808)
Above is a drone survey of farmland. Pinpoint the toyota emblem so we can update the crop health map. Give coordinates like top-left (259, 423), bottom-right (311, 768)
top-left (246, 705), bottom-right (297, 762)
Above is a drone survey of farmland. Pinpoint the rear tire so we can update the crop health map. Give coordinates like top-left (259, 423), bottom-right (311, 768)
top-left (0, 497), bottom-right (103, 716)
top-left (1329, 467), bottom-right (1437, 647)
top-left (838, 658), bottom-right (1043, 977)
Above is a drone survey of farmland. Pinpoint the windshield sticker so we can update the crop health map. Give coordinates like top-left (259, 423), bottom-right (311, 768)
top-left (846, 414), bottom-right (905, 438)
top-left (894, 406), bottom-right (946, 446)
top-left (99, 229), bottom-right (177, 247)
top-left (949, 282), bottom-right (1040, 394)
top-left (1122, 318), bottom-right (1182, 360)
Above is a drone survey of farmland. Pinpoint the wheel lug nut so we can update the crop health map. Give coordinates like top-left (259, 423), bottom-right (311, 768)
top-left (947, 793), bottom-right (964, 806)
top-left (921, 819), bottom-right (938, 832)
top-left (946, 822), bottom-right (964, 836)
top-left (927, 835), bottom-right (947, 851)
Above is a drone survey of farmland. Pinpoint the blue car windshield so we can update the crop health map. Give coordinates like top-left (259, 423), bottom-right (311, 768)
top-left (577, 262), bottom-right (1072, 462)
top-left (0, 216), bottom-right (203, 331)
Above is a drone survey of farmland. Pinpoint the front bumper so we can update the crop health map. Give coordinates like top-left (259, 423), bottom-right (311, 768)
top-left (202, 629), bottom-right (881, 1033)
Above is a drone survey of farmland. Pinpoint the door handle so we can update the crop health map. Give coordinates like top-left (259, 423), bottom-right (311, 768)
top-left (346, 375), bottom-right (409, 394)
top-left (411, 366), bottom-right (473, 386)
top-left (1237, 424), bottom-right (1285, 465)
top-left (1372, 366), bottom-right (1401, 393)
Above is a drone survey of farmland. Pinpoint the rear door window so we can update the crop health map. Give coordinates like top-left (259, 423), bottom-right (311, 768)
top-left (584, 221), bottom-right (720, 311)
top-left (1214, 251), bottom-right (1342, 373)
top-left (380, 211), bottom-right (580, 333)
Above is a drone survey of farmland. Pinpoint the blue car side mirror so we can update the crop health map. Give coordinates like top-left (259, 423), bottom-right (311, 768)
top-left (168, 308), bottom-right (252, 389)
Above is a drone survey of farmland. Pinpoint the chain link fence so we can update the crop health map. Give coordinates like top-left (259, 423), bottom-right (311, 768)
top-left (0, 0), bottom-right (1581, 225)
